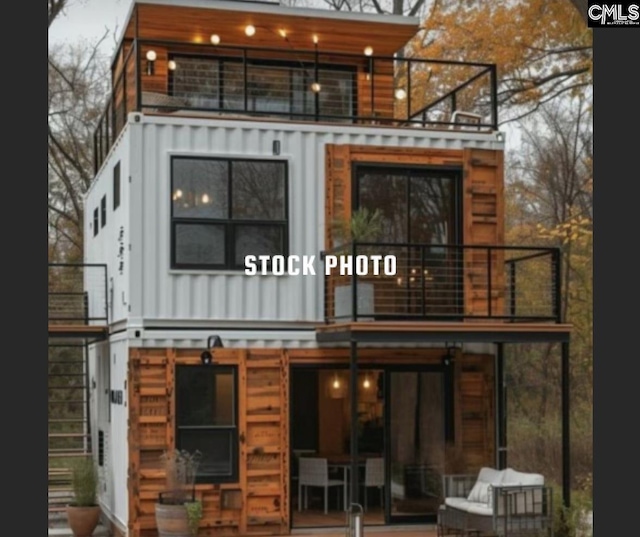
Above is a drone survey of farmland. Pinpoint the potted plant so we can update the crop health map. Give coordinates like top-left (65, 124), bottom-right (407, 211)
top-left (155, 449), bottom-right (203, 537)
top-left (330, 207), bottom-right (384, 320)
top-left (66, 457), bottom-right (101, 537)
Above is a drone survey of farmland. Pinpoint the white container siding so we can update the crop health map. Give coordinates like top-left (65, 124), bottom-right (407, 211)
top-left (87, 336), bottom-right (129, 533)
top-left (85, 128), bottom-right (132, 326)
top-left (102, 112), bottom-right (503, 327)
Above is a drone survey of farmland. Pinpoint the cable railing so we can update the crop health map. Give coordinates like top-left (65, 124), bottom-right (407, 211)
top-left (322, 242), bottom-right (561, 324)
top-left (94, 39), bottom-right (498, 172)
top-left (48, 263), bottom-right (109, 325)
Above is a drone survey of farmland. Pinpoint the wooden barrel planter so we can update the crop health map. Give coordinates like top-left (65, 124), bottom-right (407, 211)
top-left (155, 502), bottom-right (190, 537)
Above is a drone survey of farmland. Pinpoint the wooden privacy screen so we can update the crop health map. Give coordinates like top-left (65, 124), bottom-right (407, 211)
top-left (128, 348), bottom-right (289, 537)
top-left (324, 145), bottom-right (505, 320)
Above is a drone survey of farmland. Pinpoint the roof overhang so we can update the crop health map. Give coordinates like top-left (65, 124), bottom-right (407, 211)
top-left (115, 0), bottom-right (420, 64)
top-left (316, 321), bottom-right (573, 345)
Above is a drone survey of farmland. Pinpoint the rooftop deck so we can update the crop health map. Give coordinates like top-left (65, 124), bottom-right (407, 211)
top-left (93, 0), bottom-right (498, 172)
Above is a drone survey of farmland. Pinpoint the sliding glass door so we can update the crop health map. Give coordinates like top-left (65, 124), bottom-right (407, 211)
top-left (386, 370), bottom-right (446, 522)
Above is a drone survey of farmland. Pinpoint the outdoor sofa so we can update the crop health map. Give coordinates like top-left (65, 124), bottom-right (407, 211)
top-left (437, 467), bottom-right (554, 536)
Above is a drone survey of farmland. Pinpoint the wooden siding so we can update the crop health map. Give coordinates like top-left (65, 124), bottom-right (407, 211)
top-left (128, 348), bottom-right (289, 537)
top-left (324, 145), bottom-right (505, 320)
top-left (127, 346), bottom-right (495, 536)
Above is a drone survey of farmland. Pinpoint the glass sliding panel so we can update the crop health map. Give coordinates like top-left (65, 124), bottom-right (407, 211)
top-left (319, 69), bottom-right (354, 118)
top-left (171, 57), bottom-right (220, 108)
top-left (388, 371), bottom-right (445, 520)
top-left (247, 65), bottom-right (291, 113)
top-left (357, 168), bottom-right (408, 243)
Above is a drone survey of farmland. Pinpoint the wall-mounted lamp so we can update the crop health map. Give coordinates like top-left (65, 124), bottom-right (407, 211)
top-left (201, 335), bottom-right (224, 365)
top-left (145, 50), bottom-right (157, 75)
top-left (442, 345), bottom-right (458, 367)
top-left (272, 140), bottom-right (281, 155)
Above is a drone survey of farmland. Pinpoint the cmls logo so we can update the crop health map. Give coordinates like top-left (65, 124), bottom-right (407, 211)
top-left (588, 1), bottom-right (640, 26)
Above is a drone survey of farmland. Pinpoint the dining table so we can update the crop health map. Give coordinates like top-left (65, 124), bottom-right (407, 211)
top-left (316, 452), bottom-right (382, 511)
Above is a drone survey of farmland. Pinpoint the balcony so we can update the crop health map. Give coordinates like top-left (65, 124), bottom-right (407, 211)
top-left (48, 263), bottom-right (109, 340)
top-left (94, 40), bottom-right (498, 173)
top-left (322, 242), bottom-right (562, 325)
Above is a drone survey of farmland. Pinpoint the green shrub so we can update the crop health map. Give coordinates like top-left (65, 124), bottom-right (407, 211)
top-left (70, 457), bottom-right (98, 507)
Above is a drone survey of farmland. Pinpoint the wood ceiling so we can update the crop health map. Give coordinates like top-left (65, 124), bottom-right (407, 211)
top-left (122, 2), bottom-right (420, 56)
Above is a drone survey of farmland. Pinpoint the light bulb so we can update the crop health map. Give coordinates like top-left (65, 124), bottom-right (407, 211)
top-left (245, 25), bottom-right (256, 37)
top-left (201, 193), bottom-right (210, 204)
top-left (310, 82), bottom-right (321, 93)
top-left (168, 60), bottom-right (177, 71)
top-left (364, 46), bottom-right (374, 56)
top-left (278, 28), bottom-right (287, 38)
top-left (312, 34), bottom-right (319, 44)
top-left (174, 189), bottom-right (183, 199)
top-left (363, 377), bottom-right (371, 389)
top-left (146, 50), bottom-right (157, 61)
top-left (395, 88), bottom-right (407, 100)
top-left (210, 34), bottom-right (221, 45)
top-left (332, 377), bottom-right (340, 389)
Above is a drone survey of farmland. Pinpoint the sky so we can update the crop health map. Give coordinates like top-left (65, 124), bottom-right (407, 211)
top-left (48, 0), bottom-right (132, 58)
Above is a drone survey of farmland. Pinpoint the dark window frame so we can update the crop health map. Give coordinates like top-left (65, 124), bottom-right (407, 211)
top-left (170, 156), bottom-right (289, 271)
top-left (175, 364), bottom-right (239, 484)
top-left (167, 53), bottom-right (358, 121)
top-left (113, 161), bottom-right (121, 211)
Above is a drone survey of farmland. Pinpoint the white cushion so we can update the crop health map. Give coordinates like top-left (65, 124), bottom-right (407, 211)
top-left (445, 497), bottom-right (472, 510)
top-left (502, 468), bottom-right (544, 486)
top-left (465, 501), bottom-right (494, 517)
top-left (467, 467), bottom-right (504, 504)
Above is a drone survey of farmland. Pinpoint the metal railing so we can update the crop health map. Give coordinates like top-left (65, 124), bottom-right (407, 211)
top-left (94, 39), bottom-right (498, 172)
top-left (322, 242), bottom-right (561, 324)
top-left (48, 263), bottom-right (109, 325)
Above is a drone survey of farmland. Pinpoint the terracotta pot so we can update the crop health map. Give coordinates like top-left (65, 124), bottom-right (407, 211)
top-left (66, 505), bottom-right (101, 537)
top-left (155, 502), bottom-right (191, 537)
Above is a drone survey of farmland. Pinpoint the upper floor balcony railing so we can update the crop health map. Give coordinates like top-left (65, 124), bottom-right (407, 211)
top-left (322, 243), bottom-right (562, 324)
top-left (48, 263), bottom-right (109, 326)
top-left (94, 39), bottom-right (498, 173)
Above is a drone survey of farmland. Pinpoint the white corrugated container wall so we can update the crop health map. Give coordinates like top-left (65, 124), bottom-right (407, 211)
top-left (125, 114), bottom-right (503, 326)
top-left (84, 128), bottom-right (132, 325)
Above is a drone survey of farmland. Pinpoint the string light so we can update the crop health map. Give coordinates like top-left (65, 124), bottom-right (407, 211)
top-left (210, 34), bottom-right (221, 45)
top-left (245, 25), bottom-right (256, 37)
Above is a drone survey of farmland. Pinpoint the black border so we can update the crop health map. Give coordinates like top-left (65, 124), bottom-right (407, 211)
top-left (594, 26), bottom-right (639, 535)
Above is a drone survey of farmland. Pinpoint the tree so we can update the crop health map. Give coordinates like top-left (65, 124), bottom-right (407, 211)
top-left (504, 99), bottom-right (593, 492)
top-left (48, 0), bottom-right (68, 27)
top-left (48, 40), bottom-right (109, 261)
top-left (412, 0), bottom-right (592, 125)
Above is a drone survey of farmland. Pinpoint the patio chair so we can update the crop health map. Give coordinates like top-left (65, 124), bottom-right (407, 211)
top-left (298, 457), bottom-right (345, 514)
top-left (363, 457), bottom-right (384, 511)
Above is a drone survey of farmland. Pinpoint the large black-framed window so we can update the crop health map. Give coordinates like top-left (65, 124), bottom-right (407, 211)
top-left (171, 157), bottom-right (288, 270)
top-left (168, 54), bottom-right (357, 121)
top-left (175, 365), bottom-right (239, 484)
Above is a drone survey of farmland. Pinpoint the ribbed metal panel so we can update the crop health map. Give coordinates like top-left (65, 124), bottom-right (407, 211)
top-left (127, 114), bottom-right (503, 324)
